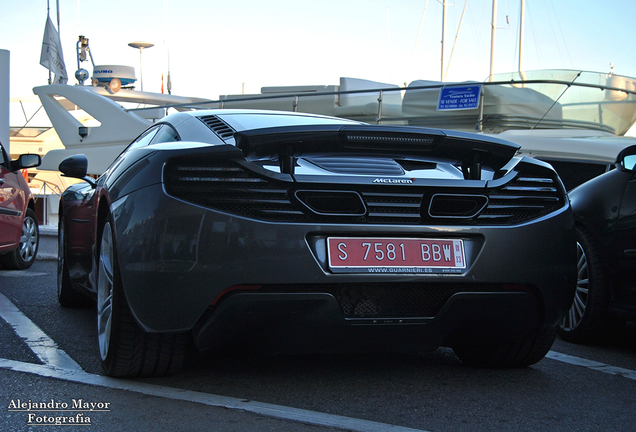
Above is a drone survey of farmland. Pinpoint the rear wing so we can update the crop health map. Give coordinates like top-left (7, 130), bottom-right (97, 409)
top-left (234, 124), bottom-right (520, 180)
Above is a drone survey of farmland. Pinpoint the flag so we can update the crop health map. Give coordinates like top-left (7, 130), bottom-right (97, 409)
top-left (40, 16), bottom-right (68, 80)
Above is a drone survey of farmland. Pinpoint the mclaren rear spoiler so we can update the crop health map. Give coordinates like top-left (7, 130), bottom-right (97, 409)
top-left (234, 124), bottom-right (521, 180)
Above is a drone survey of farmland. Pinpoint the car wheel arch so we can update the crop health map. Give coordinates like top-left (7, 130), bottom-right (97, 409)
top-left (92, 197), bottom-right (115, 292)
top-left (94, 197), bottom-right (133, 315)
top-left (95, 197), bottom-right (112, 246)
top-left (95, 212), bottom-right (187, 377)
top-left (557, 223), bottom-right (614, 343)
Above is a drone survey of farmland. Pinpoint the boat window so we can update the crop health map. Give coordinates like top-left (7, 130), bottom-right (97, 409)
top-left (219, 113), bottom-right (358, 131)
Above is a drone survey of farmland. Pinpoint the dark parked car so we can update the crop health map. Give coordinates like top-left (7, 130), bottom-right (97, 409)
top-left (0, 141), bottom-right (41, 269)
top-left (57, 109), bottom-right (576, 377)
top-left (559, 145), bottom-right (636, 342)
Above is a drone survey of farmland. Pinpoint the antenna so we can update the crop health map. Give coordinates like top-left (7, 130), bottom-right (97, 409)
top-left (128, 42), bottom-right (155, 91)
top-left (164, 0), bottom-right (172, 94)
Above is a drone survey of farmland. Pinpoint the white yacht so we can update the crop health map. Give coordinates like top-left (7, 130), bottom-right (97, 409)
top-left (36, 69), bottom-right (636, 189)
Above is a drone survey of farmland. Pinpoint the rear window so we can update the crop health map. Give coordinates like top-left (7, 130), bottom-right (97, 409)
top-left (151, 124), bottom-right (179, 144)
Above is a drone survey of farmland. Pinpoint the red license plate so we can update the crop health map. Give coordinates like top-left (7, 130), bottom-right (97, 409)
top-left (327, 237), bottom-right (466, 274)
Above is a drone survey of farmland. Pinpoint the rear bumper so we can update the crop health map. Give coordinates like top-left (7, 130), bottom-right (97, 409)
top-left (192, 291), bottom-right (540, 353)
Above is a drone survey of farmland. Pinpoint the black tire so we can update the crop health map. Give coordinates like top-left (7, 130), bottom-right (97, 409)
top-left (453, 326), bottom-right (557, 368)
top-left (558, 227), bottom-right (614, 343)
top-left (57, 214), bottom-right (91, 308)
top-left (0, 208), bottom-right (39, 270)
top-left (97, 217), bottom-right (187, 377)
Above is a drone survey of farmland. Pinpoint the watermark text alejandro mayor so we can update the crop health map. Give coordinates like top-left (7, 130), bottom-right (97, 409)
top-left (8, 398), bottom-right (111, 426)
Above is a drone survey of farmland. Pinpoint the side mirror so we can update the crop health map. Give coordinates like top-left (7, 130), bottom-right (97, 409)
top-left (59, 154), bottom-right (96, 187)
top-left (13, 154), bottom-right (42, 170)
top-left (616, 145), bottom-right (636, 172)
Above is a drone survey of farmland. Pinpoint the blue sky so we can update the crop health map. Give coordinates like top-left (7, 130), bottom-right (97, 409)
top-left (2, 0), bottom-right (635, 102)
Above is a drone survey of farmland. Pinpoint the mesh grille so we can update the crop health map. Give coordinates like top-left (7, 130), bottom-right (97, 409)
top-left (262, 283), bottom-right (507, 319)
top-left (361, 190), bottom-right (423, 224)
top-left (164, 160), bottom-right (308, 221)
top-left (475, 176), bottom-right (562, 224)
top-left (164, 157), bottom-right (564, 225)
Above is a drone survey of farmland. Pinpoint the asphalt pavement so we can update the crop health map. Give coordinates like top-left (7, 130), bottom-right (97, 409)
top-left (1, 259), bottom-right (636, 432)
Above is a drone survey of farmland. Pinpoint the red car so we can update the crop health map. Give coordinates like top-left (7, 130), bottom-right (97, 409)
top-left (0, 141), bottom-right (41, 269)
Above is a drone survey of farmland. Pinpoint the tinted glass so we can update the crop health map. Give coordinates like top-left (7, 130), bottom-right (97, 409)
top-left (127, 126), bottom-right (161, 151)
top-left (150, 125), bottom-right (179, 144)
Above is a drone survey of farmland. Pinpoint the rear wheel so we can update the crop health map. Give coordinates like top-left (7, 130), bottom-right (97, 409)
top-left (558, 227), bottom-right (614, 343)
top-left (97, 217), bottom-right (187, 377)
top-left (452, 326), bottom-right (556, 368)
top-left (0, 208), bottom-right (39, 270)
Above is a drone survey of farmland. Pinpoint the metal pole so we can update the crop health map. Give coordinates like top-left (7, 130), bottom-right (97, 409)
top-left (56, 0), bottom-right (62, 84)
top-left (489, 0), bottom-right (498, 80)
top-left (409, 0), bottom-right (430, 79)
top-left (445, 0), bottom-right (468, 81)
top-left (441, 0), bottom-right (447, 81)
top-left (519, 0), bottom-right (525, 73)
top-left (477, 84), bottom-right (485, 132)
top-left (0, 50), bottom-right (9, 155)
top-left (139, 49), bottom-right (144, 91)
top-left (129, 42), bottom-right (154, 91)
top-left (46, 0), bottom-right (52, 84)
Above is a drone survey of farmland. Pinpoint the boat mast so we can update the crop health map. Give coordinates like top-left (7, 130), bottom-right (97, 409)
top-left (441, 0), bottom-right (447, 81)
top-left (518, 0), bottom-right (524, 72)
top-left (445, 0), bottom-right (468, 81)
top-left (489, 0), bottom-right (497, 80)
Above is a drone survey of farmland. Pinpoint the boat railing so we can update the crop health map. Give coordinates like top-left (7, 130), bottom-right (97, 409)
top-left (125, 76), bottom-right (636, 136)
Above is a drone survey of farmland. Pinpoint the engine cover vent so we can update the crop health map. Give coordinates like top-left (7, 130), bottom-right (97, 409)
top-left (303, 156), bottom-right (405, 176)
top-left (198, 115), bottom-right (235, 141)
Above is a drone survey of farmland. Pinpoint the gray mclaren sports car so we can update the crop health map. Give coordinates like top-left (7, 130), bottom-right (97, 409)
top-left (57, 109), bottom-right (576, 377)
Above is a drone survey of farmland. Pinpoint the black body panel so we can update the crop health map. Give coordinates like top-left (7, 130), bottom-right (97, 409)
top-left (569, 150), bottom-right (636, 321)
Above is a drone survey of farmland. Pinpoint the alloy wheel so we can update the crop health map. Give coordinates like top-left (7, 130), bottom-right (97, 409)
top-left (19, 215), bottom-right (38, 264)
top-left (97, 222), bottom-right (114, 361)
top-left (561, 241), bottom-right (588, 331)
top-left (57, 222), bottom-right (65, 297)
